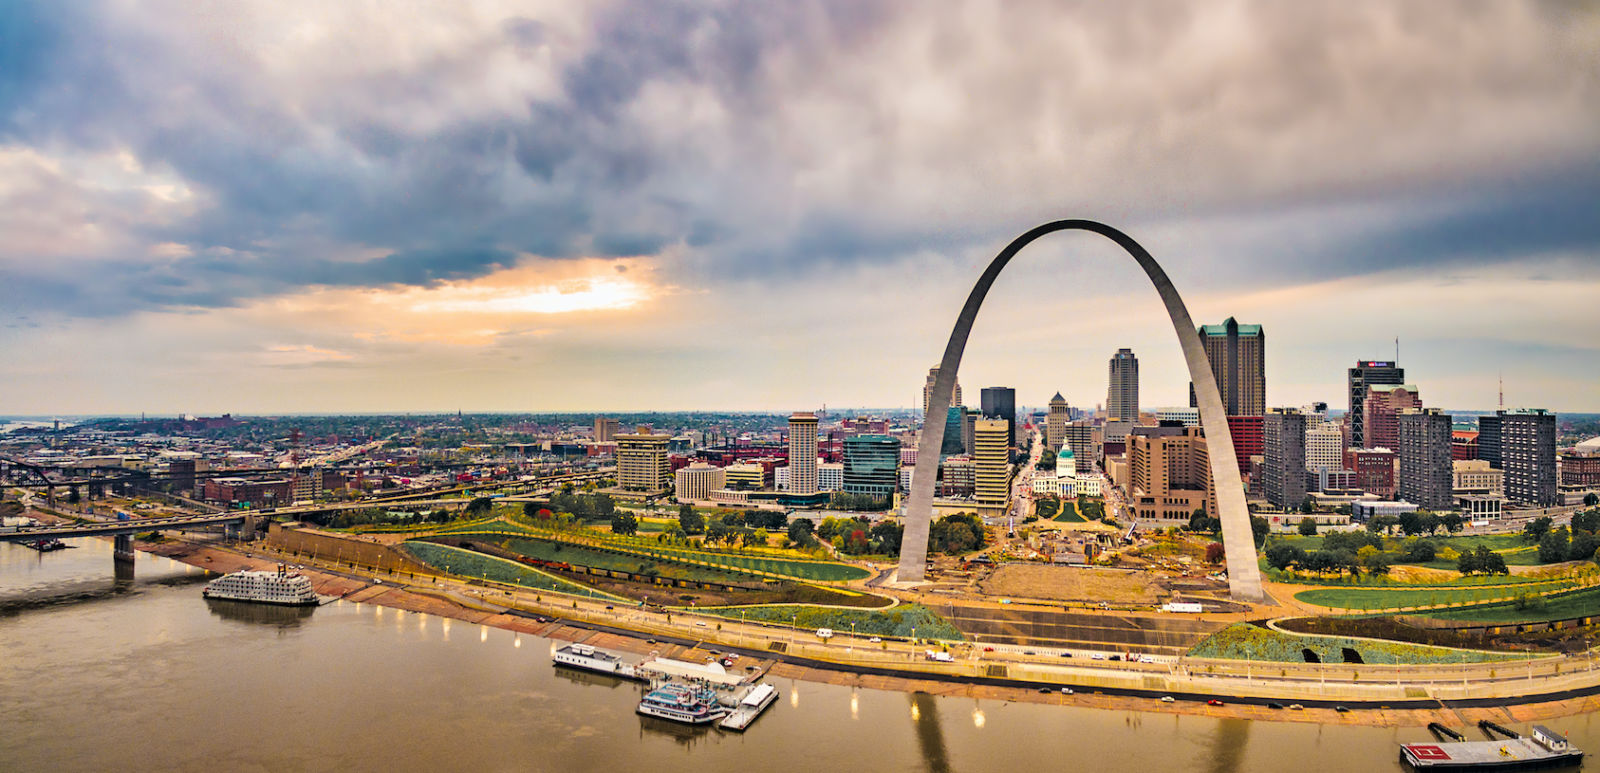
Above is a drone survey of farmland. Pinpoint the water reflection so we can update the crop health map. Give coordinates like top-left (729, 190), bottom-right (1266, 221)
top-left (552, 667), bottom-right (631, 691)
top-left (909, 692), bottom-right (952, 773)
top-left (204, 598), bottom-right (316, 628)
top-left (1204, 719), bottom-right (1251, 773)
top-left (637, 715), bottom-right (714, 746)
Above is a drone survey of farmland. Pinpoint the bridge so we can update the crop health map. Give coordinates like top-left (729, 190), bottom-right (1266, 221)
top-left (0, 512), bottom-right (253, 567)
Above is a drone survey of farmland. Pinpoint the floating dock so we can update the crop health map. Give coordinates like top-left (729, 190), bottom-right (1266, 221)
top-left (1400, 723), bottom-right (1582, 770)
top-left (718, 683), bottom-right (778, 731)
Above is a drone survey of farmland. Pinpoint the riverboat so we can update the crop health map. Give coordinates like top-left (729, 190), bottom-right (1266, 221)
top-left (1400, 722), bottom-right (1582, 770)
top-left (636, 683), bottom-right (728, 725)
top-left (23, 538), bottom-right (69, 552)
top-left (202, 565), bottom-right (318, 606)
top-left (552, 643), bottom-right (642, 680)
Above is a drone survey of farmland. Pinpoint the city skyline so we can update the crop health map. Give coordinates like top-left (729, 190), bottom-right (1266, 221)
top-left (2, 3), bottom-right (1597, 415)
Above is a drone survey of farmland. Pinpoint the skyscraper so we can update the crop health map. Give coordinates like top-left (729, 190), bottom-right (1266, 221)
top-left (973, 418), bottom-right (1011, 516)
top-left (1501, 409), bottom-right (1558, 506)
top-left (1046, 392), bottom-right (1069, 451)
top-left (1397, 408), bottom-right (1453, 510)
top-left (980, 387), bottom-right (1016, 450)
top-left (594, 417), bottom-right (620, 443)
top-left (1125, 426), bottom-right (1214, 524)
top-left (787, 412), bottom-right (819, 496)
top-left (616, 426), bottom-right (670, 493)
top-left (1107, 348), bottom-right (1139, 441)
top-left (1362, 384), bottom-right (1422, 451)
top-left (1263, 408), bottom-right (1308, 510)
top-left (923, 366), bottom-right (962, 415)
top-left (1347, 361), bottom-right (1405, 448)
top-left (1190, 318), bottom-right (1265, 416)
top-left (1063, 420), bottom-right (1099, 474)
top-left (941, 406), bottom-right (968, 456)
top-left (1478, 414), bottom-right (1502, 469)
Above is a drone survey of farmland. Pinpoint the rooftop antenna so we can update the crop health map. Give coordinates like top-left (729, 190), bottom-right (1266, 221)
top-left (1395, 336), bottom-right (1400, 363)
top-left (1498, 372), bottom-right (1504, 410)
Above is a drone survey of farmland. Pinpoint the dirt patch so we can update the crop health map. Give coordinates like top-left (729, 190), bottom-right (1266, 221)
top-left (978, 564), bottom-right (1160, 604)
top-left (1387, 565), bottom-right (1458, 583)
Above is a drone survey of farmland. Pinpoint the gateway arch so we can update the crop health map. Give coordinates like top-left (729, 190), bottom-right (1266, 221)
top-left (897, 219), bottom-right (1265, 602)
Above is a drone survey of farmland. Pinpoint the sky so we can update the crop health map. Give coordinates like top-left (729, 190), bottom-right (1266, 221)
top-left (1, 1), bottom-right (1597, 416)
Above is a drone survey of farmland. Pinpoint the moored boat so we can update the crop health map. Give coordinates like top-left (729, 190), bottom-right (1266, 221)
top-left (202, 565), bottom-right (318, 606)
top-left (637, 683), bottom-right (728, 725)
top-left (553, 643), bottom-right (642, 680)
top-left (1400, 723), bottom-right (1582, 770)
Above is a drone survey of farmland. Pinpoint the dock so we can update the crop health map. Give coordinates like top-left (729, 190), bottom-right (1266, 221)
top-left (718, 683), bottom-right (778, 731)
top-left (1400, 723), bottom-right (1582, 770)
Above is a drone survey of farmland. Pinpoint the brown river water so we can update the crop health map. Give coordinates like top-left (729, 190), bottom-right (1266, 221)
top-left (2, 540), bottom-right (1593, 772)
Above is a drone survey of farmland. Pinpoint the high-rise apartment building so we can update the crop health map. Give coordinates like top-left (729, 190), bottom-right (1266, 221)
top-left (1189, 318), bottom-right (1265, 416)
top-left (616, 427), bottom-right (670, 493)
top-left (1501, 409), bottom-right (1558, 506)
top-left (1263, 408), bottom-right (1308, 510)
top-left (1362, 384), bottom-right (1422, 451)
top-left (1397, 408), bottom-right (1453, 510)
top-left (1305, 422), bottom-right (1344, 474)
top-left (1046, 392), bottom-right (1070, 451)
top-left (787, 412), bottom-right (819, 495)
top-left (594, 417), bottom-right (621, 443)
top-left (973, 418), bottom-right (1011, 516)
top-left (1347, 361), bottom-right (1405, 448)
top-left (980, 387), bottom-right (1016, 450)
top-left (843, 434), bottom-right (900, 500)
top-left (923, 366), bottom-right (962, 415)
top-left (1063, 421), bottom-right (1099, 474)
top-left (1107, 349), bottom-right (1139, 424)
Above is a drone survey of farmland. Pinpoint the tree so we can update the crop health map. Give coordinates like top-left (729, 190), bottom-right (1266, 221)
top-left (1187, 510), bottom-right (1219, 534)
top-left (1538, 528), bottom-right (1571, 564)
top-left (1265, 542), bottom-right (1305, 571)
top-left (1297, 518), bottom-right (1318, 537)
top-left (611, 512), bottom-right (638, 536)
top-left (1441, 513), bottom-right (1464, 534)
top-left (1402, 539), bottom-right (1436, 563)
top-left (870, 521), bottom-right (904, 554)
top-left (1398, 511), bottom-right (1423, 536)
top-left (678, 504), bottom-right (705, 535)
top-left (1586, 493), bottom-right (1600, 507)
top-left (465, 497), bottom-right (493, 517)
top-left (1417, 511), bottom-right (1441, 536)
top-left (1524, 516), bottom-right (1553, 543)
top-left (787, 519), bottom-right (817, 547)
top-left (1300, 496), bottom-right (1316, 515)
top-left (591, 494), bottom-right (616, 520)
top-left (1573, 509), bottom-right (1600, 535)
top-left (1460, 544), bottom-right (1508, 575)
top-left (1366, 514), bottom-right (1400, 536)
top-left (1568, 532), bottom-right (1597, 562)
top-left (1205, 542), bottom-right (1226, 564)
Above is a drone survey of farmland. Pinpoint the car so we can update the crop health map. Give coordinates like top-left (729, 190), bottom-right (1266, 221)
top-left (983, 646), bottom-right (996, 652)
top-left (1288, 704), bottom-right (1304, 711)
top-left (1267, 702), bottom-right (1284, 710)
top-left (868, 637), bottom-right (882, 643)
top-left (1334, 705), bottom-right (1350, 713)
top-left (1108, 655), bottom-right (1122, 661)
top-left (694, 621), bottom-right (708, 627)
top-left (1060, 687), bottom-right (1073, 695)
top-left (1206, 699), bottom-right (1223, 707)
top-left (604, 605), bottom-right (614, 610)
top-left (1059, 652), bottom-right (1073, 658)
top-left (1090, 653), bottom-right (1106, 660)
top-left (1037, 687), bottom-right (1052, 694)
top-left (1160, 696), bottom-right (1175, 703)
top-left (1024, 651), bottom-right (1037, 656)
top-left (816, 628), bottom-right (834, 639)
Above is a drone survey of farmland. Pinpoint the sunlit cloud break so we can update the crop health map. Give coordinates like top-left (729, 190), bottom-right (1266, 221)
top-left (404, 276), bottom-right (649, 315)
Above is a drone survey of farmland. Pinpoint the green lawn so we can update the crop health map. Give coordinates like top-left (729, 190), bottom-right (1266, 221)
top-left (501, 537), bottom-right (759, 585)
top-left (1295, 579), bottom-right (1579, 610)
top-left (399, 541), bottom-right (621, 600)
top-left (706, 603), bottom-right (963, 641)
top-left (1052, 502), bottom-right (1087, 523)
top-left (1423, 586), bottom-right (1600, 624)
top-left (1187, 623), bottom-right (1524, 664)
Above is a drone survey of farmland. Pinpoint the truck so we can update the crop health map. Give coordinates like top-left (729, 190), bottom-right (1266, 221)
top-left (924, 650), bottom-right (954, 663)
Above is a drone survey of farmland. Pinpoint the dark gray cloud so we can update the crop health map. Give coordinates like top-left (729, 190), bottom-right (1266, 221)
top-left (0, 0), bottom-right (1595, 317)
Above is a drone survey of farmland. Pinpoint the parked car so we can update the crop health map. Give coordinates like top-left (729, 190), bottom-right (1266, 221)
top-left (1160, 696), bottom-right (1175, 703)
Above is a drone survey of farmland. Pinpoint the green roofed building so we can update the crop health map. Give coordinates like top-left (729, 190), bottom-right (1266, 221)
top-left (1189, 317), bottom-right (1265, 417)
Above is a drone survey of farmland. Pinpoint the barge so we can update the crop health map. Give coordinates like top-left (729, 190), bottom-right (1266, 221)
top-left (551, 643), bottom-right (644, 681)
top-left (1400, 722), bottom-right (1582, 770)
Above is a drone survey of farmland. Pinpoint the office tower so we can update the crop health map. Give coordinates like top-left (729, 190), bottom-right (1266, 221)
top-left (1046, 392), bottom-right (1070, 451)
top-left (1397, 408), bottom-right (1453, 510)
top-left (1226, 415), bottom-right (1264, 476)
top-left (594, 417), bottom-right (620, 443)
top-left (1347, 361), bottom-right (1405, 448)
top-left (787, 412), bottom-right (819, 495)
top-left (616, 426), bottom-right (670, 492)
top-left (941, 406), bottom-right (968, 456)
top-left (1125, 426), bottom-right (1214, 523)
top-left (843, 435), bottom-right (900, 500)
top-left (724, 462), bottom-right (767, 490)
top-left (1501, 409), bottom-right (1558, 506)
top-left (1263, 408), bottom-right (1308, 510)
top-left (980, 387), bottom-right (1017, 450)
top-left (817, 462), bottom-right (844, 492)
top-left (923, 366), bottom-right (962, 415)
top-left (1345, 447), bottom-right (1399, 499)
top-left (1362, 384), bottom-right (1422, 451)
top-left (1478, 414), bottom-right (1502, 469)
top-left (1189, 318), bottom-right (1265, 416)
top-left (674, 463), bottom-right (725, 502)
top-left (1063, 420), bottom-right (1099, 474)
top-left (1107, 349), bottom-right (1139, 424)
top-left (973, 418), bottom-right (1011, 516)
